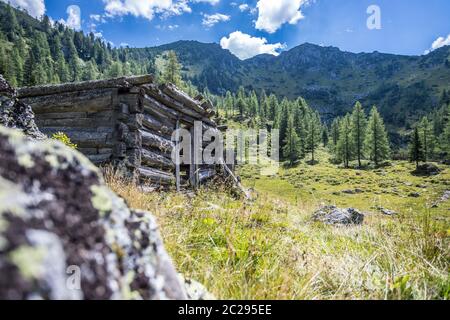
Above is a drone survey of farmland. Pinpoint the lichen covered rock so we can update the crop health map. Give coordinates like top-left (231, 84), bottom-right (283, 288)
top-left (0, 125), bottom-right (187, 300)
top-left (0, 74), bottom-right (46, 140)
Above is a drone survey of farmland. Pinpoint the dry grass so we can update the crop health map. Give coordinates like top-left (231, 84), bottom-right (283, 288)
top-left (103, 161), bottom-right (449, 300)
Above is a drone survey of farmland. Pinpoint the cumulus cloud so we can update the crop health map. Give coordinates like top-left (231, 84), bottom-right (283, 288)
top-left (238, 4), bottom-right (249, 12)
top-left (255, 0), bottom-right (309, 33)
top-left (1, 0), bottom-right (45, 18)
top-left (59, 5), bottom-right (81, 31)
top-left (220, 31), bottom-right (286, 60)
top-left (425, 34), bottom-right (450, 54)
top-left (103, 0), bottom-right (192, 21)
top-left (202, 13), bottom-right (230, 27)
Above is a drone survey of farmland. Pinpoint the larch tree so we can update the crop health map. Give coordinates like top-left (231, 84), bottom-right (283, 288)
top-left (409, 127), bottom-right (425, 169)
top-left (306, 111), bottom-right (322, 163)
top-left (418, 116), bottom-right (435, 162)
top-left (336, 115), bottom-right (354, 168)
top-left (162, 50), bottom-right (183, 86)
top-left (351, 101), bottom-right (367, 167)
top-left (283, 114), bottom-right (301, 165)
top-left (365, 106), bottom-right (391, 166)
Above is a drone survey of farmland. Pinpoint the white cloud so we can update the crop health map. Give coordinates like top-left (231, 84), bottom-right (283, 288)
top-left (193, 0), bottom-right (220, 5)
top-left (255, 0), bottom-right (309, 33)
top-left (1, 0), bottom-right (45, 18)
top-left (220, 31), bottom-right (286, 60)
top-left (239, 4), bottom-right (249, 12)
top-left (425, 34), bottom-right (450, 54)
top-left (103, 0), bottom-right (191, 21)
top-left (202, 13), bottom-right (230, 27)
top-left (59, 5), bottom-right (81, 31)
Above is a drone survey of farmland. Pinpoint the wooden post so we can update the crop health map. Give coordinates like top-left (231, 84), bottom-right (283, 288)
top-left (175, 118), bottom-right (181, 192)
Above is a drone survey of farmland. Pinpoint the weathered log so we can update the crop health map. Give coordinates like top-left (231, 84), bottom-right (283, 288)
top-left (87, 153), bottom-right (113, 164)
top-left (160, 83), bottom-right (208, 116)
top-left (18, 75), bottom-right (153, 98)
top-left (142, 113), bottom-right (173, 138)
top-left (124, 113), bottom-right (143, 131)
top-left (123, 130), bottom-right (142, 148)
top-left (138, 166), bottom-right (175, 185)
top-left (119, 93), bottom-right (143, 114)
top-left (140, 129), bottom-right (174, 153)
top-left (143, 84), bottom-right (215, 126)
top-left (24, 89), bottom-right (114, 114)
top-left (41, 128), bottom-right (114, 148)
top-left (142, 94), bottom-right (179, 120)
top-left (141, 149), bottom-right (175, 171)
top-left (125, 148), bottom-right (142, 168)
top-left (36, 116), bottom-right (113, 128)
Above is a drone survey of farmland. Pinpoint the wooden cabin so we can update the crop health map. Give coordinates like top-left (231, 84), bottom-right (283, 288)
top-left (17, 75), bottom-right (221, 190)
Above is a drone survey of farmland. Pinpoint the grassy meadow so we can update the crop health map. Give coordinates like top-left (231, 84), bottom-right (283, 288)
top-left (105, 150), bottom-right (449, 300)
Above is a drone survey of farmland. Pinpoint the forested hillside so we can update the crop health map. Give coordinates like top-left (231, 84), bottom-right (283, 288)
top-left (0, 2), bottom-right (154, 87)
top-left (1, 2), bottom-right (449, 136)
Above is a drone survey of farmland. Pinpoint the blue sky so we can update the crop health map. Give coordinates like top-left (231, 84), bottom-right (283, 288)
top-left (5, 0), bottom-right (450, 59)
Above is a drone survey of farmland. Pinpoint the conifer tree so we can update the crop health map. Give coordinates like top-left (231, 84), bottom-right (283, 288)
top-left (409, 127), bottom-right (424, 169)
top-left (336, 115), bottom-right (353, 168)
top-left (330, 118), bottom-right (340, 149)
top-left (283, 114), bottom-right (301, 165)
top-left (418, 116), bottom-right (435, 162)
top-left (365, 106), bottom-right (391, 166)
top-left (306, 111), bottom-right (322, 163)
top-left (351, 101), bottom-right (367, 167)
top-left (162, 50), bottom-right (182, 86)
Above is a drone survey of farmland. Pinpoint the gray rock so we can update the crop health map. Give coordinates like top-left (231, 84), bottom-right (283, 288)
top-left (0, 75), bottom-right (46, 140)
top-left (0, 126), bottom-right (189, 300)
top-left (412, 163), bottom-right (441, 176)
top-left (312, 206), bottom-right (364, 225)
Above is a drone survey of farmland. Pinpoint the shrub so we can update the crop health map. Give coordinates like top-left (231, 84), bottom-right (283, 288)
top-left (51, 132), bottom-right (77, 149)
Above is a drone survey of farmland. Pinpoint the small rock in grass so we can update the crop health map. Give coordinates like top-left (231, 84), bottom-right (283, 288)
top-left (409, 192), bottom-right (421, 198)
top-left (312, 206), bottom-right (364, 225)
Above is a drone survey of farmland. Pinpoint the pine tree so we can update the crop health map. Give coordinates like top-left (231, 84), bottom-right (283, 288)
top-left (409, 127), bottom-right (425, 169)
top-left (336, 115), bottom-right (354, 168)
top-left (418, 116), bottom-right (435, 162)
top-left (322, 127), bottom-right (329, 147)
top-left (351, 101), bottom-right (367, 167)
top-left (283, 114), bottom-right (301, 165)
top-left (365, 106), bottom-right (391, 166)
top-left (162, 50), bottom-right (182, 86)
top-left (330, 118), bottom-right (340, 149)
top-left (306, 111), bottom-right (322, 163)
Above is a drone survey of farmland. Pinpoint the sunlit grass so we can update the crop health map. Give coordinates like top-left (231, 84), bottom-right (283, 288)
top-left (104, 155), bottom-right (449, 300)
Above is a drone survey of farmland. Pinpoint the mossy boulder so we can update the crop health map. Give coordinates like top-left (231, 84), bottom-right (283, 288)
top-left (0, 126), bottom-right (188, 299)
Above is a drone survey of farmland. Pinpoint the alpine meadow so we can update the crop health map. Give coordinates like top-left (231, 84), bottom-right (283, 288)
top-left (0, 0), bottom-right (448, 303)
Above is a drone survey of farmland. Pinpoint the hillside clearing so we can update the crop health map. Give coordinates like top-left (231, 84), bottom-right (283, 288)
top-left (106, 157), bottom-right (449, 300)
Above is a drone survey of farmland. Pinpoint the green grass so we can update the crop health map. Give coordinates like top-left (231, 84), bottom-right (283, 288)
top-left (105, 152), bottom-right (449, 300)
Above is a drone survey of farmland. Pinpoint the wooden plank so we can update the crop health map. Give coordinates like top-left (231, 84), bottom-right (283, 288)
top-left (18, 75), bottom-right (153, 98)
top-left (25, 89), bottom-right (114, 114)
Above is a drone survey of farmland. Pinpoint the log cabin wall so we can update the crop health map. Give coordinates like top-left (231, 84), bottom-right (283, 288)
top-left (17, 75), bottom-right (219, 189)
